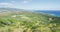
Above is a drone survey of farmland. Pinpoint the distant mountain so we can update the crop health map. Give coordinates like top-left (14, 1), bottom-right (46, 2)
top-left (0, 8), bottom-right (31, 14)
top-left (0, 8), bottom-right (24, 11)
top-left (0, 8), bottom-right (60, 17)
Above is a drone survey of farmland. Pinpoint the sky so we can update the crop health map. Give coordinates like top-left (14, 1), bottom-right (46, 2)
top-left (0, 0), bottom-right (60, 10)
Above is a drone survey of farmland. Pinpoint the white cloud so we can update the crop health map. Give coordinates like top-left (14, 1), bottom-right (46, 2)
top-left (21, 0), bottom-right (32, 4)
top-left (0, 2), bottom-right (16, 8)
top-left (22, 1), bottom-right (28, 4)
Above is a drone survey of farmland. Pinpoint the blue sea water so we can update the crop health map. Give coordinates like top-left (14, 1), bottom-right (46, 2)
top-left (33, 10), bottom-right (60, 17)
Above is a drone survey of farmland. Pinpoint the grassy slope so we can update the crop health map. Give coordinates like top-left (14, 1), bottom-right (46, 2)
top-left (0, 11), bottom-right (60, 32)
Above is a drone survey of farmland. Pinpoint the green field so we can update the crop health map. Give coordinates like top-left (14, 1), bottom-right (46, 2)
top-left (0, 11), bottom-right (60, 32)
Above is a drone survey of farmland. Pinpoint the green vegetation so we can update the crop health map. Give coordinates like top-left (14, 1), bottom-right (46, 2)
top-left (0, 10), bottom-right (60, 32)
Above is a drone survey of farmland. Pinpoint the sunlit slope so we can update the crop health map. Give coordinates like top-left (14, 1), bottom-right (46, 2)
top-left (0, 9), bottom-right (60, 32)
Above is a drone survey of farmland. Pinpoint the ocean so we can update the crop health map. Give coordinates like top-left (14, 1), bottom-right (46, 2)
top-left (33, 10), bottom-right (60, 17)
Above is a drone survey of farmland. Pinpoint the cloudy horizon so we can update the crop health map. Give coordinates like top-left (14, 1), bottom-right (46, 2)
top-left (0, 0), bottom-right (60, 10)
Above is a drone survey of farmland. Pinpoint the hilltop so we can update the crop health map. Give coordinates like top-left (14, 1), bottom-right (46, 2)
top-left (0, 8), bottom-right (60, 32)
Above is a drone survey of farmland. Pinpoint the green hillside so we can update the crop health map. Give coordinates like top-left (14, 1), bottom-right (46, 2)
top-left (0, 8), bottom-right (60, 32)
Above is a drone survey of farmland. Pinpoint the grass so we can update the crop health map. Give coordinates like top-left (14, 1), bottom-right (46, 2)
top-left (0, 11), bottom-right (60, 32)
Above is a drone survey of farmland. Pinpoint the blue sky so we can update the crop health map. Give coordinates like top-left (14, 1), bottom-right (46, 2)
top-left (0, 0), bottom-right (60, 10)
